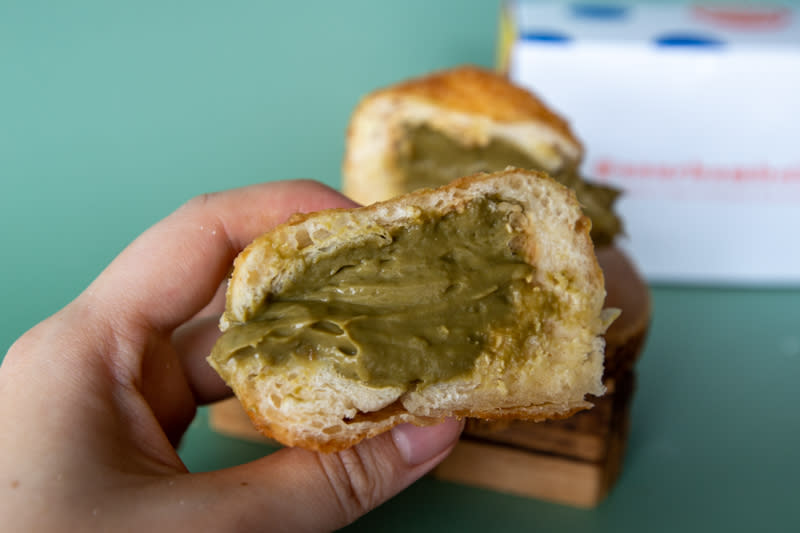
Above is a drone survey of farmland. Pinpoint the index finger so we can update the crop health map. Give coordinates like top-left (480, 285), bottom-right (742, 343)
top-left (89, 180), bottom-right (358, 335)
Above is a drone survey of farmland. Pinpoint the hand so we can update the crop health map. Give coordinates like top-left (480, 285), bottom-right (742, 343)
top-left (0, 180), bottom-right (463, 532)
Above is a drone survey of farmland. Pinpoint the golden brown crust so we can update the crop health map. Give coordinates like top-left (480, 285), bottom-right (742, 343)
top-left (366, 65), bottom-right (580, 146)
top-left (243, 406), bottom-right (394, 453)
top-left (450, 406), bottom-right (588, 423)
top-left (244, 397), bottom-right (588, 452)
top-left (240, 393), bottom-right (445, 452)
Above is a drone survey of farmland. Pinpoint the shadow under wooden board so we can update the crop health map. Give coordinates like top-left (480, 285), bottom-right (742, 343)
top-left (209, 246), bottom-right (651, 508)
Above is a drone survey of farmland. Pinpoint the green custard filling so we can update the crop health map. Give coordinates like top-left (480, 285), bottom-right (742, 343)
top-left (210, 198), bottom-right (559, 388)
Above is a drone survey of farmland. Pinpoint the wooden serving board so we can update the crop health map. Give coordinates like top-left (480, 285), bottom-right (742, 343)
top-left (433, 372), bottom-right (635, 508)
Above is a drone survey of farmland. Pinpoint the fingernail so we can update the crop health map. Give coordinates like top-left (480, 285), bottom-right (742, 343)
top-left (391, 418), bottom-right (463, 466)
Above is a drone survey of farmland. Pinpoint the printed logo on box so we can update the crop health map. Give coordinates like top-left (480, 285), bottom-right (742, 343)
top-left (692, 5), bottom-right (792, 31)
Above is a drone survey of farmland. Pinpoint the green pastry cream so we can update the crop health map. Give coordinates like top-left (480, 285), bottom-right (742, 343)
top-left (210, 198), bottom-right (561, 388)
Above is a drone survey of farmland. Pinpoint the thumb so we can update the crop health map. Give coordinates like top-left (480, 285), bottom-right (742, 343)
top-left (167, 419), bottom-right (462, 532)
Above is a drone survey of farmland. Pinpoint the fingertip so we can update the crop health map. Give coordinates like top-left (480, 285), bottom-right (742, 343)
top-left (390, 417), bottom-right (464, 466)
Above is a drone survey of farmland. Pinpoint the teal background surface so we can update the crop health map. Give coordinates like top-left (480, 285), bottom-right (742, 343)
top-left (2, 1), bottom-right (799, 531)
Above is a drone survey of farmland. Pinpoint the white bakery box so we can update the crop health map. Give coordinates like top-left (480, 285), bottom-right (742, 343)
top-left (499, 1), bottom-right (800, 285)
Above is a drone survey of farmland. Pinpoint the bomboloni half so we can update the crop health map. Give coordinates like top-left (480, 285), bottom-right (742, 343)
top-left (343, 65), bottom-right (621, 245)
top-left (208, 169), bottom-right (616, 452)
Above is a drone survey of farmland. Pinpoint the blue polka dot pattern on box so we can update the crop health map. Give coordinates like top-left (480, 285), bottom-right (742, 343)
top-left (519, 30), bottom-right (572, 43)
top-left (569, 4), bottom-right (629, 21)
top-left (654, 32), bottom-right (725, 47)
